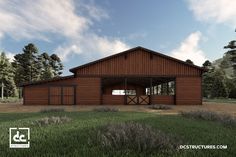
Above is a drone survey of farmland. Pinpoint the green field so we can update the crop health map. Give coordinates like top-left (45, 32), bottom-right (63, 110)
top-left (0, 111), bottom-right (235, 157)
top-left (203, 98), bottom-right (236, 104)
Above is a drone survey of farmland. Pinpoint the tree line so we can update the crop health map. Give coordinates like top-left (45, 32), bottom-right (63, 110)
top-left (0, 41), bottom-right (236, 100)
top-left (202, 39), bottom-right (236, 99)
top-left (0, 43), bottom-right (63, 99)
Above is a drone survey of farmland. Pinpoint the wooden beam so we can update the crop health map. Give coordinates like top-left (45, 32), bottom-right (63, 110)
top-left (124, 78), bottom-right (127, 105)
top-left (150, 77), bottom-right (153, 105)
top-left (1, 82), bottom-right (4, 100)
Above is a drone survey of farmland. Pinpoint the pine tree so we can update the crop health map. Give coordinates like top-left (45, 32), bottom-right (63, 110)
top-left (224, 40), bottom-right (236, 76)
top-left (50, 54), bottom-right (63, 76)
top-left (39, 53), bottom-right (63, 80)
top-left (39, 52), bottom-right (53, 80)
top-left (0, 52), bottom-right (17, 98)
top-left (186, 59), bottom-right (194, 65)
top-left (202, 60), bottom-right (212, 68)
top-left (13, 43), bottom-right (64, 85)
top-left (211, 70), bottom-right (227, 98)
top-left (13, 43), bottom-right (41, 85)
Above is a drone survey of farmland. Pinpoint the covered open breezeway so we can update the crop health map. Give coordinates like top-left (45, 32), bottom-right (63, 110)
top-left (101, 77), bottom-right (176, 105)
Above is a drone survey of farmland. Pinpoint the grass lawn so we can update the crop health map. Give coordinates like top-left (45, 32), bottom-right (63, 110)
top-left (203, 98), bottom-right (236, 104)
top-left (0, 111), bottom-right (235, 157)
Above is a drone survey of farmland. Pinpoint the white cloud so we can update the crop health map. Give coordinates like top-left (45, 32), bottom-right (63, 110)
top-left (0, 0), bottom-right (90, 40)
top-left (55, 34), bottom-right (130, 61)
top-left (0, 0), bottom-right (129, 61)
top-left (187, 0), bottom-right (236, 25)
top-left (80, 2), bottom-right (109, 21)
top-left (5, 52), bottom-right (15, 62)
top-left (170, 31), bottom-right (207, 66)
top-left (55, 45), bottom-right (82, 61)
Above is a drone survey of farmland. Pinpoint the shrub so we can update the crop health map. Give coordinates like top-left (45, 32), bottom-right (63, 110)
top-left (181, 110), bottom-right (236, 128)
top-left (40, 108), bottom-right (65, 113)
top-left (88, 122), bottom-right (181, 154)
top-left (148, 104), bottom-right (172, 110)
top-left (93, 107), bottom-right (119, 112)
top-left (0, 97), bottom-right (22, 103)
top-left (32, 116), bottom-right (71, 126)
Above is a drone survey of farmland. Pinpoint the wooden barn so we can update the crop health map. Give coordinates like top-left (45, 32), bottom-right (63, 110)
top-left (21, 46), bottom-right (205, 105)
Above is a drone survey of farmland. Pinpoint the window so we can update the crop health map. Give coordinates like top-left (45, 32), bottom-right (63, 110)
top-left (112, 90), bottom-right (136, 95)
top-left (112, 90), bottom-right (125, 95)
top-left (126, 90), bottom-right (136, 95)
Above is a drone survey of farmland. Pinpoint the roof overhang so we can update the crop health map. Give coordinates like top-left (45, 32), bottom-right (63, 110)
top-left (19, 75), bottom-right (74, 87)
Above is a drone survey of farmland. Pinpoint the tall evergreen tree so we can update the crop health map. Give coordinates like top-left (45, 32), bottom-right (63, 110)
top-left (202, 60), bottom-right (212, 68)
top-left (13, 43), bottom-right (64, 84)
top-left (50, 54), bottom-right (63, 76)
top-left (202, 61), bottom-right (215, 98)
top-left (12, 43), bottom-right (41, 85)
top-left (39, 52), bottom-right (53, 80)
top-left (186, 59), bottom-right (194, 65)
top-left (0, 52), bottom-right (17, 98)
top-left (211, 70), bottom-right (227, 98)
top-left (224, 40), bottom-right (236, 76)
top-left (39, 53), bottom-right (63, 80)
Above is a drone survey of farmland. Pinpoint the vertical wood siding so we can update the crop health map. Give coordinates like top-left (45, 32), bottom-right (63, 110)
top-left (77, 77), bottom-right (101, 105)
top-left (24, 86), bottom-right (48, 105)
top-left (49, 87), bottom-right (61, 105)
top-left (23, 77), bottom-right (78, 105)
top-left (62, 87), bottom-right (75, 105)
top-left (176, 77), bottom-right (202, 105)
top-left (102, 95), bottom-right (124, 105)
top-left (76, 50), bottom-right (202, 76)
top-left (151, 95), bottom-right (175, 105)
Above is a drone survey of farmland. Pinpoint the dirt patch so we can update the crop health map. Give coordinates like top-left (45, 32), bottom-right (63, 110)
top-left (0, 102), bottom-right (236, 116)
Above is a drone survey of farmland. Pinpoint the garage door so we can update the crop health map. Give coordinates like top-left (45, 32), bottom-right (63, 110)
top-left (49, 86), bottom-right (75, 105)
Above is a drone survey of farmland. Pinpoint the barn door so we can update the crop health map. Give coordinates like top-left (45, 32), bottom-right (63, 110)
top-left (126, 95), bottom-right (150, 105)
top-left (127, 96), bottom-right (138, 104)
top-left (62, 86), bottom-right (75, 105)
top-left (49, 87), bottom-right (62, 105)
top-left (49, 86), bottom-right (75, 105)
top-left (138, 95), bottom-right (149, 105)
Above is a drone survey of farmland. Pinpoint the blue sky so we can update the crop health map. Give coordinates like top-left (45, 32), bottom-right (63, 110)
top-left (0, 0), bottom-right (235, 75)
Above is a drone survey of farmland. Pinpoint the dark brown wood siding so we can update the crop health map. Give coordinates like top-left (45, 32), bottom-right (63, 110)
top-left (76, 50), bottom-right (202, 76)
top-left (152, 95), bottom-right (175, 105)
top-left (102, 95), bottom-right (124, 105)
top-left (176, 77), bottom-right (202, 105)
top-left (77, 77), bottom-right (101, 105)
top-left (24, 86), bottom-right (48, 105)
top-left (23, 77), bottom-right (78, 105)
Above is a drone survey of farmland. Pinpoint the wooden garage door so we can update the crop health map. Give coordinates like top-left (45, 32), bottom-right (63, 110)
top-left (62, 87), bottom-right (75, 105)
top-left (49, 87), bottom-right (61, 105)
top-left (49, 86), bottom-right (75, 105)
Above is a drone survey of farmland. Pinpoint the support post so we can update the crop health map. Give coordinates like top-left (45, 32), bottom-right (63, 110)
top-left (161, 83), bottom-right (164, 95)
top-left (1, 82), bottom-right (4, 100)
top-left (174, 78), bottom-right (176, 105)
top-left (167, 82), bottom-right (169, 95)
top-left (100, 78), bottom-right (102, 105)
top-left (124, 78), bottom-right (127, 104)
top-left (150, 78), bottom-right (153, 105)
